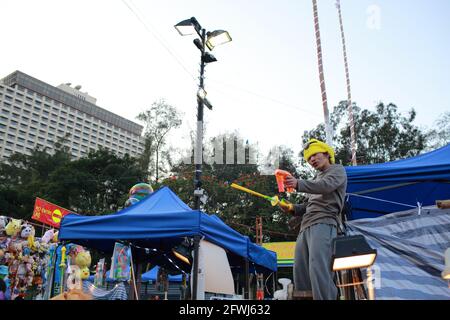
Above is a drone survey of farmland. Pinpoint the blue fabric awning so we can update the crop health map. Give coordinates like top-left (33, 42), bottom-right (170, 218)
top-left (59, 186), bottom-right (277, 272)
top-left (345, 144), bottom-right (450, 219)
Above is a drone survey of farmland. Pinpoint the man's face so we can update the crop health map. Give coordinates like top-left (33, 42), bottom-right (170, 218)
top-left (307, 152), bottom-right (331, 171)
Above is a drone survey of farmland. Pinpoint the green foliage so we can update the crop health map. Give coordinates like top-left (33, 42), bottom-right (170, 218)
top-left (302, 101), bottom-right (427, 165)
top-left (137, 99), bottom-right (182, 181)
top-left (0, 146), bottom-right (146, 219)
top-left (426, 111), bottom-right (450, 150)
top-left (165, 133), bottom-right (298, 242)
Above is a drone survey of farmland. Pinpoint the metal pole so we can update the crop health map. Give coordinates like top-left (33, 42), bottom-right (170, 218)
top-left (194, 29), bottom-right (206, 210)
top-left (192, 235), bottom-right (200, 300)
top-left (366, 267), bottom-right (375, 300)
top-left (336, 0), bottom-right (357, 165)
top-left (244, 258), bottom-right (250, 299)
top-left (312, 0), bottom-right (333, 146)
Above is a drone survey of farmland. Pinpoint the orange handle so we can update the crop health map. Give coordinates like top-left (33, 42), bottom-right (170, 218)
top-left (274, 169), bottom-right (294, 193)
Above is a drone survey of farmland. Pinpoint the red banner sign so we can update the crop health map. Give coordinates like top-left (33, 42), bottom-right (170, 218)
top-left (32, 197), bottom-right (74, 228)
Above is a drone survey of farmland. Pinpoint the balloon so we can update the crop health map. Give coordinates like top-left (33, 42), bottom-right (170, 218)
top-left (124, 197), bottom-right (140, 207)
top-left (129, 183), bottom-right (153, 198)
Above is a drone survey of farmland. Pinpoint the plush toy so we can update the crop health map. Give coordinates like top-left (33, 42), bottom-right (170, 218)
top-left (273, 278), bottom-right (292, 300)
top-left (20, 224), bottom-right (38, 252)
top-left (41, 229), bottom-right (54, 244)
top-left (8, 240), bottom-right (22, 255)
top-left (0, 216), bottom-right (8, 235)
top-left (0, 237), bottom-right (10, 250)
top-left (5, 219), bottom-right (22, 237)
top-left (20, 224), bottom-right (34, 239)
top-left (52, 231), bottom-right (59, 243)
top-left (75, 251), bottom-right (91, 280)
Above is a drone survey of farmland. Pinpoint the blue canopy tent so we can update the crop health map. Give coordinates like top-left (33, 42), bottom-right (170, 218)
top-left (88, 266), bottom-right (183, 283)
top-left (59, 186), bottom-right (277, 274)
top-left (345, 144), bottom-right (450, 220)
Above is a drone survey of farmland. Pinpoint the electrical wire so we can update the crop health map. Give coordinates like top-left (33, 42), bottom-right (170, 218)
top-left (121, 0), bottom-right (196, 82)
top-left (119, 0), bottom-right (327, 120)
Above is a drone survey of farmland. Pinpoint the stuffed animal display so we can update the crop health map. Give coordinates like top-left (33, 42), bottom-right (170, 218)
top-left (0, 218), bottom-right (58, 300)
top-left (75, 251), bottom-right (92, 280)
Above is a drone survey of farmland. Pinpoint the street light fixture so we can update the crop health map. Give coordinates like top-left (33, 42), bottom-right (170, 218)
top-left (331, 235), bottom-right (377, 271)
top-left (174, 17), bottom-right (200, 36)
top-left (174, 16), bottom-right (231, 210)
top-left (175, 16), bottom-right (231, 301)
top-left (331, 235), bottom-right (377, 300)
top-left (206, 30), bottom-right (232, 50)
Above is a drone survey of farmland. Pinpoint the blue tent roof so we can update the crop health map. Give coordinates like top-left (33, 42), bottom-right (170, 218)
top-left (141, 266), bottom-right (183, 282)
top-left (88, 266), bottom-right (183, 283)
top-left (345, 144), bottom-right (450, 219)
top-left (59, 186), bottom-right (277, 272)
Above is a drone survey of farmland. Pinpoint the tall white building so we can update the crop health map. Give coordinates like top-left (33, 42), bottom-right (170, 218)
top-left (0, 71), bottom-right (144, 161)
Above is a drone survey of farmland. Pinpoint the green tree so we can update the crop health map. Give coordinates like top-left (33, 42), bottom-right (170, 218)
top-left (165, 132), bottom-right (297, 242)
top-left (426, 111), bottom-right (450, 150)
top-left (46, 148), bottom-right (146, 214)
top-left (0, 142), bottom-right (71, 219)
top-left (302, 101), bottom-right (427, 165)
top-left (0, 145), bottom-right (146, 219)
top-left (137, 99), bottom-right (182, 182)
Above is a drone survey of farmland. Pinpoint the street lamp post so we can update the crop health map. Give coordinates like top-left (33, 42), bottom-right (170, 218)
top-left (175, 17), bottom-right (231, 211)
top-left (175, 17), bottom-right (231, 300)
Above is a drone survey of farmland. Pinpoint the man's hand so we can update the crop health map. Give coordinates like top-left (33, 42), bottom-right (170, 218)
top-left (278, 200), bottom-right (294, 214)
top-left (284, 176), bottom-right (298, 190)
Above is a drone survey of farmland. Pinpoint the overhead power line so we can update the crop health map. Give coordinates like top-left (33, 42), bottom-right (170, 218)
top-left (120, 0), bottom-right (327, 120)
top-left (121, 0), bottom-right (196, 81)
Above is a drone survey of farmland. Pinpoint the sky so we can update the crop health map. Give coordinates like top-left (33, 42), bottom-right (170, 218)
top-left (1, 0), bottom-right (449, 158)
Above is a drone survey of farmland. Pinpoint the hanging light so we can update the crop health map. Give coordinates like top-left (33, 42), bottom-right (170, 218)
top-left (206, 30), bottom-right (232, 51)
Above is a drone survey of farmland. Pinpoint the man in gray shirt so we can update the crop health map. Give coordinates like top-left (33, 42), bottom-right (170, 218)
top-left (280, 139), bottom-right (347, 300)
